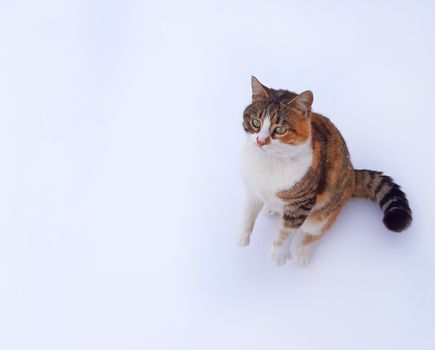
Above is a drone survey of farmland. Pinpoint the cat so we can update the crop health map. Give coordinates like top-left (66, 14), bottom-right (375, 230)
top-left (238, 76), bottom-right (412, 265)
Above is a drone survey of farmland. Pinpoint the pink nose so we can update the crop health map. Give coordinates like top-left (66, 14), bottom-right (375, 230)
top-left (256, 137), bottom-right (267, 147)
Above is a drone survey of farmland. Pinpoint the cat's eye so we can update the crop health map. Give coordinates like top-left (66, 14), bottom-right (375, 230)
top-left (275, 126), bottom-right (287, 135)
top-left (252, 119), bottom-right (261, 128)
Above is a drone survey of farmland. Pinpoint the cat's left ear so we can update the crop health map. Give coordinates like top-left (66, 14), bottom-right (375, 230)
top-left (289, 90), bottom-right (313, 114)
top-left (251, 76), bottom-right (269, 102)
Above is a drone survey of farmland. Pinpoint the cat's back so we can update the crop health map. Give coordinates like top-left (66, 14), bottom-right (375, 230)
top-left (311, 113), bottom-right (349, 152)
top-left (310, 112), bottom-right (354, 201)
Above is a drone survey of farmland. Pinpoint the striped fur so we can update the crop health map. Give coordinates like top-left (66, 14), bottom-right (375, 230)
top-left (239, 76), bottom-right (413, 265)
top-left (353, 170), bottom-right (412, 232)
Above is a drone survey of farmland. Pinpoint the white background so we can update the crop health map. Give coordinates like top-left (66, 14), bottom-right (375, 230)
top-left (1, 1), bottom-right (434, 349)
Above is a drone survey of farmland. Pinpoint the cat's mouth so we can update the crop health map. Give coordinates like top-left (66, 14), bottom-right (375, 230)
top-left (254, 142), bottom-right (272, 152)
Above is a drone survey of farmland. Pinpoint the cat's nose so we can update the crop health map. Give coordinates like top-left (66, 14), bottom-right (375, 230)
top-left (256, 137), bottom-right (268, 147)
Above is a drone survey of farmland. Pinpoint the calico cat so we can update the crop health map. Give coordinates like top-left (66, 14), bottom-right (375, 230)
top-left (239, 76), bottom-right (412, 265)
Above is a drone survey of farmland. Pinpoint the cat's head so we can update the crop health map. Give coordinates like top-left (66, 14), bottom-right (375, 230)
top-left (243, 76), bottom-right (313, 155)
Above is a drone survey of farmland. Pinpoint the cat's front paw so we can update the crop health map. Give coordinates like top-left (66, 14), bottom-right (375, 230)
top-left (238, 230), bottom-right (252, 247)
top-left (268, 245), bottom-right (291, 266)
top-left (239, 235), bottom-right (250, 247)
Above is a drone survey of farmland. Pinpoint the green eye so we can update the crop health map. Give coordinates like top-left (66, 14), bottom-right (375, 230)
top-left (275, 126), bottom-right (287, 135)
top-left (252, 118), bottom-right (261, 128)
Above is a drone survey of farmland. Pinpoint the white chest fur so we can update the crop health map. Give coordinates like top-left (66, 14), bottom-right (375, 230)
top-left (241, 140), bottom-right (313, 212)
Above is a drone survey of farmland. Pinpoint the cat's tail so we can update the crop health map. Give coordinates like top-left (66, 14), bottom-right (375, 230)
top-left (352, 169), bottom-right (412, 232)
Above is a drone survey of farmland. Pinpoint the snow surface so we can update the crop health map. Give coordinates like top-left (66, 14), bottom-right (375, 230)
top-left (1, 1), bottom-right (434, 349)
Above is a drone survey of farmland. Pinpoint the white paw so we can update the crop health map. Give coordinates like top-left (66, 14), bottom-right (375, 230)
top-left (268, 245), bottom-right (291, 266)
top-left (239, 235), bottom-right (250, 247)
top-left (238, 231), bottom-right (251, 246)
top-left (264, 206), bottom-right (280, 217)
top-left (291, 245), bottom-right (314, 265)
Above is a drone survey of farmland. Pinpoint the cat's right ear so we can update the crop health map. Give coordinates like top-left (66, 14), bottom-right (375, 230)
top-left (251, 76), bottom-right (269, 102)
top-left (288, 90), bottom-right (313, 114)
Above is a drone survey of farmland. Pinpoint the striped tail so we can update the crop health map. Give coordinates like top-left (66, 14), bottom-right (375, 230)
top-left (353, 169), bottom-right (412, 232)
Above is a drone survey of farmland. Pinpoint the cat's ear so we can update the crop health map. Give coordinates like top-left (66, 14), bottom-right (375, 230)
top-left (251, 76), bottom-right (269, 101)
top-left (289, 90), bottom-right (313, 114)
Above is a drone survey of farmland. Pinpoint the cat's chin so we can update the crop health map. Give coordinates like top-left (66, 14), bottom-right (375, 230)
top-left (253, 144), bottom-right (270, 152)
top-left (250, 142), bottom-right (292, 158)
top-left (251, 143), bottom-right (274, 154)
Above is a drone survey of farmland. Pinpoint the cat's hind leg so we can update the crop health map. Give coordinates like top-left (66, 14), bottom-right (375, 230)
top-left (291, 209), bottom-right (340, 265)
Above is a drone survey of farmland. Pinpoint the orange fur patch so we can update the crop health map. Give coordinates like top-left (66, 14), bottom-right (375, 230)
top-left (275, 111), bottom-right (311, 145)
